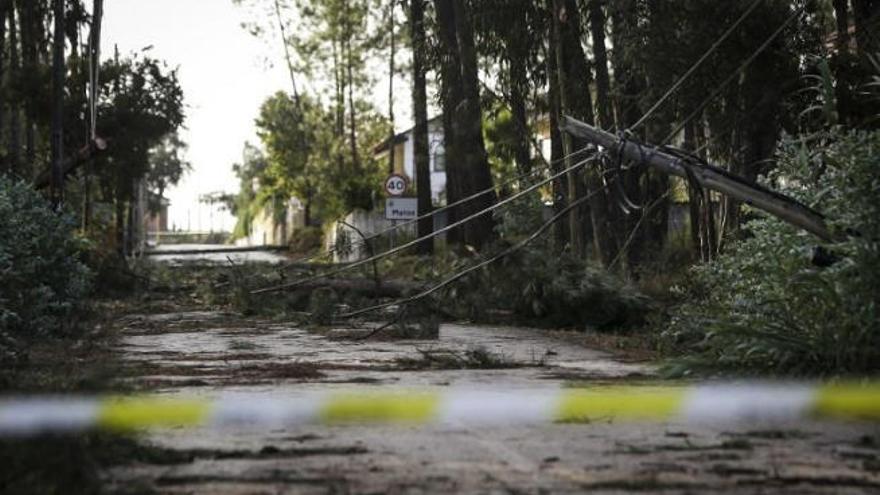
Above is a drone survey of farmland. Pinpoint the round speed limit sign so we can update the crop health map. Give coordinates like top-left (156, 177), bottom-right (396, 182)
top-left (384, 174), bottom-right (408, 196)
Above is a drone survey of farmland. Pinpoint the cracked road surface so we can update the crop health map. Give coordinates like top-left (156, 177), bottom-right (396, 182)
top-left (101, 309), bottom-right (880, 494)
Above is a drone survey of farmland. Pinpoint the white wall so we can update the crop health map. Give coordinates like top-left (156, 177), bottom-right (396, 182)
top-left (401, 120), bottom-right (447, 205)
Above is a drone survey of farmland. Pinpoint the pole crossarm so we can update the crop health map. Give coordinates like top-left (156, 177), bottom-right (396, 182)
top-left (560, 116), bottom-right (834, 242)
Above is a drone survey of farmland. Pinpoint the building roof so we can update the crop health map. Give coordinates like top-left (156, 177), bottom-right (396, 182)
top-left (372, 115), bottom-right (443, 154)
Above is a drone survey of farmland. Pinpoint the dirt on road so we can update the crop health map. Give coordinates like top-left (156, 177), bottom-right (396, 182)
top-left (101, 307), bottom-right (880, 494)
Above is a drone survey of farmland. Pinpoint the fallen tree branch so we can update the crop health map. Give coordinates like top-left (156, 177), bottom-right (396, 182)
top-left (34, 137), bottom-right (108, 189)
top-left (283, 278), bottom-right (426, 298)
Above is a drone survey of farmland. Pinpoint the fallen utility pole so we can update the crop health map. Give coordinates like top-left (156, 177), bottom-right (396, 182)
top-left (560, 116), bottom-right (834, 242)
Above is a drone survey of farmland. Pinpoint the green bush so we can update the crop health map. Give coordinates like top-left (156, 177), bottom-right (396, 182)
top-left (0, 177), bottom-right (92, 341)
top-left (664, 129), bottom-right (880, 376)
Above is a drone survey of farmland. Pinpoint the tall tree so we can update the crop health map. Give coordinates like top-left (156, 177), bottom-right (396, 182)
top-left (852, 0), bottom-right (880, 57)
top-left (0, 1), bottom-right (7, 173)
top-left (16, 0), bottom-right (38, 167)
top-left (387, 0), bottom-right (395, 176)
top-left (553, 0), bottom-right (618, 264)
top-left (433, 0), bottom-right (465, 244)
top-left (411, 0), bottom-right (433, 254)
top-left (471, 0), bottom-right (543, 182)
top-left (546, 7), bottom-right (569, 251)
top-left (50, 0), bottom-right (65, 208)
top-left (588, 0), bottom-right (613, 131)
top-left (6, 4), bottom-right (19, 173)
top-left (441, 0), bottom-right (497, 249)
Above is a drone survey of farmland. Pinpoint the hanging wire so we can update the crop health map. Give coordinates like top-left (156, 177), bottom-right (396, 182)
top-left (253, 152), bottom-right (597, 294)
top-left (278, 142), bottom-right (595, 268)
top-left (608, 5), bottom-right (806, 267)
top-left (336, 178), bottom-right (611, 320)
top-left (629, 0), bottom-right (766, 132)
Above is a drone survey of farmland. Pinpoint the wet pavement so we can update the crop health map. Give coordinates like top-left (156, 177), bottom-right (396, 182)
top-left (145, 244), bottom-right (290, 265)
top-left (101, 253), bottom-right (880, 494)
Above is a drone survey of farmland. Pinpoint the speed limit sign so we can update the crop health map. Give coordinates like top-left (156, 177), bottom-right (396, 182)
top-left (384, 174), bottom-right (408, 196)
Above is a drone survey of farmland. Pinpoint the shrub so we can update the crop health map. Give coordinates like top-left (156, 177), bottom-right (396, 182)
top-left (442, 246), bottom-right (652, 330)
top-left (664, 129), bottom-right (880, 376)
top-left (0, 177), bottom-right (92, 342)
top-left (289, 226), bottom-right (324, 255)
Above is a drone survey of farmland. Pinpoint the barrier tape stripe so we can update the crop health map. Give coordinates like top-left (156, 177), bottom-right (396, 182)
top-left (2, 384), bottom-right (880, 436)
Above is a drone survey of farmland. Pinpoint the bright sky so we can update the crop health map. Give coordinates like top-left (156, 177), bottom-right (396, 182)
top-left (103, 0), bottom-right (290, 232)
top-left (103, 0), bottom-right (417, 233)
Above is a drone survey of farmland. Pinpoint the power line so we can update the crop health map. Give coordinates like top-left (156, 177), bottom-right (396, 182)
top-left (609, 5), bottom-right (805, 266)
top-left (253, 153), bottom-right (597, 294)
top-left (278, 143), bottom-right (594, 268)
top-left (662, 5), bottom-right (804, 146)
top-left (264, 0), bottom-right (787, 310)
top-left (630, 0), bottom-right (766, 132)
top-left (336, 179), bottom-right (609, 320)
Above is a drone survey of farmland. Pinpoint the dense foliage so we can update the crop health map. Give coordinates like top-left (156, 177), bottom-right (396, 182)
top-left (433, 197), bottom-right (653, 329)
top-left (0, 178), bottom-right (91, 343)
top-left (664, 129), bottom-right (880, 376)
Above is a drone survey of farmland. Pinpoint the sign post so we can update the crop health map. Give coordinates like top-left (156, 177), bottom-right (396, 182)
top-left (383, 175), bottom-right (417, 248)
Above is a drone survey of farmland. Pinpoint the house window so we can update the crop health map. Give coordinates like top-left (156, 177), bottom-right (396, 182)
top-left (431, 141), bottom-right (446, 172)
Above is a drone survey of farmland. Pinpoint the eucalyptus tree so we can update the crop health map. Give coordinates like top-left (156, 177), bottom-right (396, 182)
top-left (471, 0), bottom-right (545, 180)
top-left (432, 0), bottom-right (497, 249)
top-left (410, 0), bottom-right (434, 254)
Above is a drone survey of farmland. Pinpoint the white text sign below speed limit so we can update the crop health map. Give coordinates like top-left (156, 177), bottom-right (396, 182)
top-left (384, 174), bottom-right (408, 196)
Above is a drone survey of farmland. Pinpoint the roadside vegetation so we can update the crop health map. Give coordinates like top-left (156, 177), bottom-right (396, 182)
top-left (664, 129), bottom-right (880, 376)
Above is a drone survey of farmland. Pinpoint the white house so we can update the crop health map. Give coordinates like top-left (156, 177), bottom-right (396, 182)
top-left (373, 116), bottom-right (448, 205)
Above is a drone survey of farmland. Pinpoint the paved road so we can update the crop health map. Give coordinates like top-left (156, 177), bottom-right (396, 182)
top-left (103, 309), bottom-right (880, 494)
top-left (145, 243), bottom-right (290, 265)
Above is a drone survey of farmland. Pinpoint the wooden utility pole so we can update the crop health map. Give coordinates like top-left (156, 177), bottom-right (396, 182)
top-left (561, 116), bottom-right (834, 242)
top-left (50, 0), bottom-right (65, 209)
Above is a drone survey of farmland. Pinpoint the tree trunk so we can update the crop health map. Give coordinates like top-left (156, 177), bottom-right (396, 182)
top-left (609, 0), bottom-right (646, 267)
top-left (553, 0), bottom-right (618, 264)
top-left (346, 39), bottom-right (360, 171)
top-left (552, 0), bottom-right (586, 259)
top-left (273, 0), bottom-right (299, 104)
top-left (17, 0), bottom-right (36, 169)
top-left (508, 58), bottom-right (532, 181)
top-left (831, 0), bottom-right (853, 126)
top-left (433, 0), bottom-right (465, 245)
top-left (83, 0), bottom-right (104, 231)
top-left (684, 122), bottom-right (701, 257)
top-left (304, 182), bottom-right (313, 227)
top-left (332, 39), bottom-right (344, 136)
top-left (7, 4), bottom-right (19, 174)
top-left (387, 0), bottom-right (395, 176)
top-left (0, 0), bottom-right (7, 174)
top-left (342, 0), bottom-right (360, 174)
top-left (589, 0), bottom-right (613, 131)
top-left (115, 197), bottom-right (126, 256)
top-left (411, 0), bottom-right (434, 255)
top-left (546, 15), bottom-right (569, 251)
top-left (450, 0), bottom-right (496, 249)
top-left (50, 0), bottom-right (65, 208)
top-left (852, 0), bottom-right (879, 58)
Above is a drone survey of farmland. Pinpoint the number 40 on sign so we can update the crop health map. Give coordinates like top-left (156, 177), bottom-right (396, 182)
top-left (384, 174), bottom-right (408, 197)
